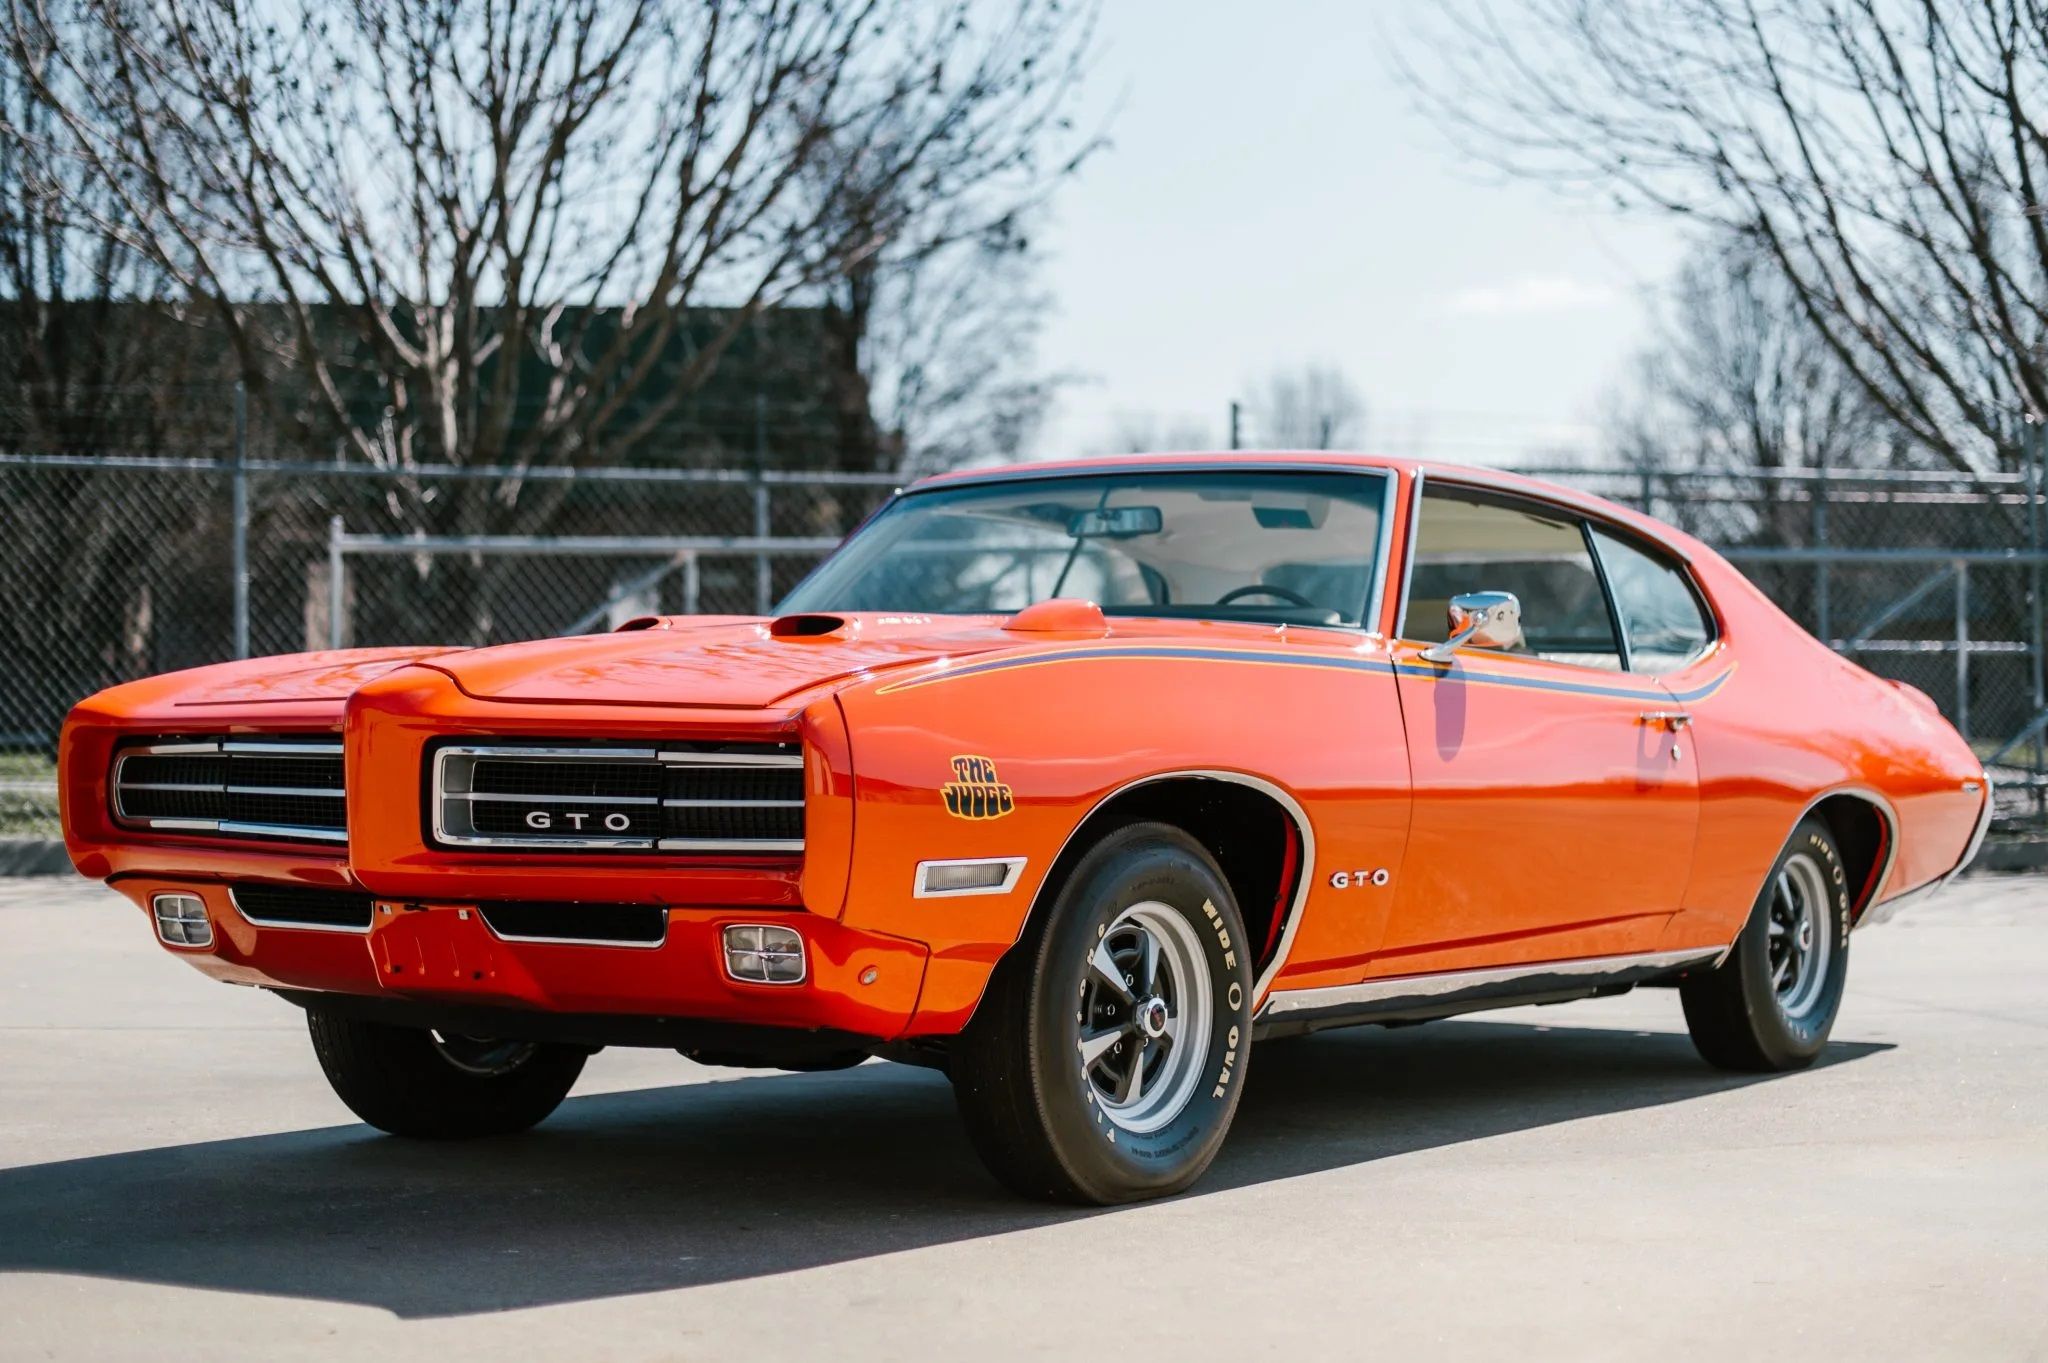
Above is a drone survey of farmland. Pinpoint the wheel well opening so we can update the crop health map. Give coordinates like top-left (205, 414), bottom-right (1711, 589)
top-left (1810, 793), bottom-right (1890, 920)
top-left (1036, 777), bottom-right (1303, 979)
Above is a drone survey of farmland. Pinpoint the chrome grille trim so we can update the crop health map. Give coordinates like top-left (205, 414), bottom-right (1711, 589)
top-left (431, 742), bottom-right (806, 855)
top-left (656, 750), bottom-right (803, 768)
top-left (218, 820), bottom-right (349, 844)
top-left (224, 784), bottom-right (349, 798)
top-left (658, 837), bottom-right (806, 853)
top-left (464, 791), bottom-right (662, 805)
top-left (111, 737), bottom-right (347, 845)
top-left (445, 744), bottom-right (662, 761)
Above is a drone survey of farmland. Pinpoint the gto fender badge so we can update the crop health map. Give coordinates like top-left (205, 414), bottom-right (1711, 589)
top-left (1328, 868), bottom-right (1390, 889)
top-left (943, 755), bottom-right (1015, 820)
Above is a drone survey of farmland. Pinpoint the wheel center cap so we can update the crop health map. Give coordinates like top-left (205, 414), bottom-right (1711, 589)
top-left (1136, 997), bottom-right (1169, 1040)
top-left (1796, 918), bottom-right (1814, 953)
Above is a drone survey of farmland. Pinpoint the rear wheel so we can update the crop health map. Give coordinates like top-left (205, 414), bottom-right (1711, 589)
top-left (305, 1005), bottom-right (587, 1138)
top-left (950, 822), bottom-right (1255, 1204)
top-left (1681, 816), bottom-right (1852, 1071)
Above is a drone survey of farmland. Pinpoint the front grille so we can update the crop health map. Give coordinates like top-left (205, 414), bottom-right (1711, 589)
top-left (112, 738), bottom-right (346, 845)
top-left (478, 901), bottom-right (668, 946)
top-left (431, 742), bottom-right (804, 855)
top-left (230, 884), bottom-right (374, 931)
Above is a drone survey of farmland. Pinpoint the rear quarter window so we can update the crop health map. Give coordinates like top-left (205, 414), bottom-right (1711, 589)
top-left (1589, 526), bottom-right (1715, 675)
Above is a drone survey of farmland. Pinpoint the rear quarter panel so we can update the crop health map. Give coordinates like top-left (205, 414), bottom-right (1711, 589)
top-left (1658, 550), bottom-right (1984, 951)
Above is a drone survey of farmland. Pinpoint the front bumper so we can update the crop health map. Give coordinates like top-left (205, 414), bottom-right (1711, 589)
top-left (109, 877), bottom-right (931, 1041)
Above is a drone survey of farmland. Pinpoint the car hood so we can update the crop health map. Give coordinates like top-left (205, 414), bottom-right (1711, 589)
top-left (420, 614), bottom-right (1030, 710)
top-left (171, 647), bottom-right (465, 706)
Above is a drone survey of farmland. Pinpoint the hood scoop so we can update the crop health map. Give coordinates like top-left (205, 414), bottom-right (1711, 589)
top-left (426, 614), bottom-right (1019, 709)
top-left (769, 612), bottom-right (854, 640)
top-left (1004, 599), bottom-right (1109, 635)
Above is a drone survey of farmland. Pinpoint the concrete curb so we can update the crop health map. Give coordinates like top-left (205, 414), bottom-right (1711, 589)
top-left (0, 839), bottom-right (75, 877)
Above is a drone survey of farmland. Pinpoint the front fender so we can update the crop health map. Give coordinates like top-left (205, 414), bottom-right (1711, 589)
top-left (833, 645), bottom-right (1411, 1035)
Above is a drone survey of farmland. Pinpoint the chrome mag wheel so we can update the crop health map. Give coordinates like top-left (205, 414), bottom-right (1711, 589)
top-left (1076, 901), bottom-right (1214, 1135)
top-left (430, 1032), bottom-right (540, 1078)
top-left (1681, 814), bottom-right (1848, 1074)
top-left (1767, 853), bottom-right (1833, 1020)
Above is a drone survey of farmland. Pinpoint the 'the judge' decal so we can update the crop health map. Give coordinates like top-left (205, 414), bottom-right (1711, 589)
top-left (943, 755), bottom-right (1015, 820)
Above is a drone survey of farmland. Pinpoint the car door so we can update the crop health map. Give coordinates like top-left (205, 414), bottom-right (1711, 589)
top-left (1377, 481), bottom-right (1701, 976)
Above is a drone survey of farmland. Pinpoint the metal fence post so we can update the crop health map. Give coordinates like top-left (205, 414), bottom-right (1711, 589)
top-left (753, 393), bottom-right (771, 614)
top-left (1813, 451), bottom-right (1831, 644)
top-left (231, 381), bottom-right (250, 659)
top-left (683, 552), bottom-right (701, 616)
top-left (2031, 420), bottom-right (2046, 814)
top-left (1954, 558), bottom-right (1970, 743)
top-left (752, 481), bottom-right (771, 614)
top-left (327, 515), bottom-right (345, 650)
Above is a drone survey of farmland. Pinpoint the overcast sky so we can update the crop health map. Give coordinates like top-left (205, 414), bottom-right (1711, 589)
top-left (1029, 0), bottom-right (1695, 468)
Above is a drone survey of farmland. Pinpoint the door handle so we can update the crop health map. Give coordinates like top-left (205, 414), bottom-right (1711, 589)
top-left (1639, 710), bottom-right (1692, 730)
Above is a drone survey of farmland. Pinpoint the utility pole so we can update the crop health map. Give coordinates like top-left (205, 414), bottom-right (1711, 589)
top-left (1228, 401), bottom-right (1241, 451)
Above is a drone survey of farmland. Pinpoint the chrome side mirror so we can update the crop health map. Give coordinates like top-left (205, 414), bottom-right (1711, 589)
top-left (1421, 590), bottom-right (1523, 662)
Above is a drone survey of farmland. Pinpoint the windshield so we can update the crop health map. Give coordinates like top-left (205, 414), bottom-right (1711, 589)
top-left (779, 469), bottom-right (1391, 627)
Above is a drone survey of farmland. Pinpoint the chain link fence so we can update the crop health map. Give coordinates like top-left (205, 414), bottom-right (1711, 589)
top-left (1526, 462), bottom-right (2048, 833)
top-left (4, 451), bottom-right (2043, 839)
top-left (0, 452), bottom-right (897, 836)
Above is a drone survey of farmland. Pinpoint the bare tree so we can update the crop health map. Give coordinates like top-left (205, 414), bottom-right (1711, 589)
top-left (5, 0), bottom-right (1095, 481)
top-left (1608, 241), bottom-right (1896, 475)
top-left (802, 110), bottom-right (1083, 477)
top-left (3, 0), bottom-right (1094, 636)
top-left (0, 16), bottom-right (201, 453)
top-left (868, 216), bottom-right (1064, 475)
top-left (1246, 363), bottom-right (1366, 449)
top-left (1404, 0), bottom-right (2048, 475)
top-left (1604, 239), bottom-right (1898, 542)
top-left (1, 22), bottom-right (234, 732)
top-left (1102, 411), bottom-right (1217, 454)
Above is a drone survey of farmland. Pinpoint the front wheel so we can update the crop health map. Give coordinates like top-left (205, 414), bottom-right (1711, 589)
top-left (305, 1005), bottom-right (587, 1138)
top-left (950, 822), bottom-right (1255, 1204)
top-left (1681, 815), bottom-right (1852, 1071)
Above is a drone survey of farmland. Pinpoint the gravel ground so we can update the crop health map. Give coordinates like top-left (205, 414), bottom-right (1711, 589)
top-left (1, 872), bottom-right (2043, 1362)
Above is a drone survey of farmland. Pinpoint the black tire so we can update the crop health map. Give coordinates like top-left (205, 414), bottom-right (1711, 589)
top-left (305, 1005), bottom-right (587, 1138)
top-left (950, 821), bottom-right (1255, 1204)
top-left (1681, 815), bottom-right (1852, 1072)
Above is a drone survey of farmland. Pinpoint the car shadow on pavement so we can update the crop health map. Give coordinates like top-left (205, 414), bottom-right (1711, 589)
top-left (0, 1018), bottom-right (1888, 1317)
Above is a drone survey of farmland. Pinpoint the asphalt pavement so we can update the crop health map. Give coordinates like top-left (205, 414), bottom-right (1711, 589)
top-left (2, 872), bottom-right (2043, 1361)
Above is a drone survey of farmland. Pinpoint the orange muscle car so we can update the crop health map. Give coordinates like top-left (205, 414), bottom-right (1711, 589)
top-left (59, 453), bottom-right (1991, 1203)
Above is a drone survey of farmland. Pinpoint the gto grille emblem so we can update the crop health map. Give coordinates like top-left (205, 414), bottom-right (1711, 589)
top-left (525, 810), bottom-right (633, 832)
top-left (943, 755), bottom-right (1014, 820)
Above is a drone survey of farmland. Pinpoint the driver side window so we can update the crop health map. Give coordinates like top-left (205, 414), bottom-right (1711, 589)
top-left (1402, 486), bottom-right (1622, 671)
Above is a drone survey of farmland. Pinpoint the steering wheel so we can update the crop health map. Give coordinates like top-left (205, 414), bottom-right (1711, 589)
top-left (1215, 583), bottom-right (1317, 608)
